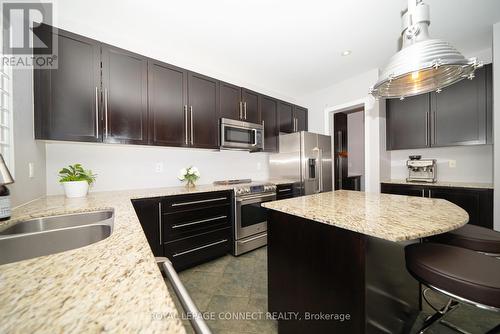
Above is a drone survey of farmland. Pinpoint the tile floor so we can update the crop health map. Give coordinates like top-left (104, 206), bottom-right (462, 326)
top-left (166, 247), bottom-right (500, 334)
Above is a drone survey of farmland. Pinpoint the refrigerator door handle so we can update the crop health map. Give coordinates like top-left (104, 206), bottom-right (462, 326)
top-left (318, 148), bottom-right (323, 193)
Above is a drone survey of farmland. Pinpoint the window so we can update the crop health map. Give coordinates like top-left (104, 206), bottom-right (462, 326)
top-left (0, 63), bottom-right (13, 174)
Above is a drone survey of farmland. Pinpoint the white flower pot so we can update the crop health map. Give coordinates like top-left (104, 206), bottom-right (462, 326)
top-left (62, 181), bottom-right (89, 198)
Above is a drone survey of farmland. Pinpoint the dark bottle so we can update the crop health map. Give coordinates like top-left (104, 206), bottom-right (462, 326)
top-left (0, 185), bottom-right (11, 221)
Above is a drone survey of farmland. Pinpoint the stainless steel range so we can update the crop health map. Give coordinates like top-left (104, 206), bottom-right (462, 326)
top-left (214, 179), bottom-right (276, 256)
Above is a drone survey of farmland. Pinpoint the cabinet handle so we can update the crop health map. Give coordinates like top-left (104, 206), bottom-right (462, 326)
top-left (244, 102), bottom-right (247, 119)
top-left (171, 197), bottom-right (227, 207)
top-left (262, 120), bottom-right (265, 151)
top-left (421, 189), bottom-right (425, 197)
top-left (104, 88), bottom-right (109, 138)
top-left (428, 189), bottom-right (431, 198)
top-left (433, 111), bottom-right (437, 145)
top-left (173, 239), bottom-right (228, 257)
top-left (95, 87), bottom-right (99, 138)
top-left (190, 106), bottom-right (194, 145)
top-left (239, 102), bottom-right (243, 119)
top-left (172, 215), bottom-right (228, 229)
top-left (425, 111), bottom-right (429, 146)
top-left (184, 105), bottom-right (188, 145)
top-left (158, 202), bottom-right (162, 245)
top-left (278, 188), bottom-right (292, 192)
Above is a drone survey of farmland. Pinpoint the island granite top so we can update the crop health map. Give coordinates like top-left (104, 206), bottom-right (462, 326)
top-left (262, 190), bottom-right (469, 242)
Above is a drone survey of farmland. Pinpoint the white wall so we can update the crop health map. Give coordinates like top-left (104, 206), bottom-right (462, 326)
top-left (493, 22), bottom-right (500, 231)
top-left (10, 69), bottom-right (47, 207)
top-left (45, 142), bottom-right (269, 195)
top-left (390, 145), bottom-right (493, 183)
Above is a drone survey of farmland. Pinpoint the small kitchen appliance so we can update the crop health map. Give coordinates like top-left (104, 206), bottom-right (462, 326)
top-left (406, 157), bottom-right (437, 183)
top-left (220, 118), bottom-right (263, 151)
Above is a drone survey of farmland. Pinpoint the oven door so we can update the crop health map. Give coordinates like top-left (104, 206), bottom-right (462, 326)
top-left (235, 193), bottom-right (276, 240)
top-left (220, 120), bottom-right (263, 150)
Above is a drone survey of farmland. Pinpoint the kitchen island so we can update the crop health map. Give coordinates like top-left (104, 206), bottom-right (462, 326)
top-left (262, 190), bottom-right (469, 334)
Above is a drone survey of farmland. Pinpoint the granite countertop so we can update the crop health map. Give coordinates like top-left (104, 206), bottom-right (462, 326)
top-left (0, 183), bottom-right (241, 333)
top-left (382, 179), bottom-right (493, 189)
top-left (262, 190), bottom-right (469, 242)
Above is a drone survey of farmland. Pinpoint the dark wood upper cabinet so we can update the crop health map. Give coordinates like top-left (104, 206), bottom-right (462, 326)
top-left (187, 72), bottom-right (220, 149)
top-left (34, 26), bottom-right (101, 142)
top-left (431, 65), bottom-right (488, 147)
top-left (219, 81), bottom-right (242, 121)
top-left (261, 95), bottom-right (278, 152)
top-left (386, 93), bottom-right (430, 150)
top-left (294, 106), bottom-right (308, 132)
top-left (279, 101), bottom-right (294, 133)
top-left (101, 45), bottom-right (148, 145)
top-left (241, 88), bottom-right (260, 123)
top-left (148, 60), bottom-right (188, 147)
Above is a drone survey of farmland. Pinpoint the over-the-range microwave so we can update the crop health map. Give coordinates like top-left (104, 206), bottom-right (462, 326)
top-left (220, 118), bottom-right (264, 151)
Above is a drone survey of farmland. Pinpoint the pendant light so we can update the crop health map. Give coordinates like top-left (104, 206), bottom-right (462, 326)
top-left (370, 0), bottom-right (481, 99)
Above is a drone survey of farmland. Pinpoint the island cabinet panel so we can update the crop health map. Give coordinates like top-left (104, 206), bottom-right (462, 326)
top-left (34, 26), bottom-right (102, 142)
top-left (148, 60), bottom-right (188, 147)
top-left (131, 197), bottom-right (163, 256)
top-left (261, 95), bottom-right (279, 152)
top-left (101, 45), bottom-right (148, 145)
top-left (187, 72), bottom-right (220, 149)
top-left (380, 183), bottom-right (493, 229)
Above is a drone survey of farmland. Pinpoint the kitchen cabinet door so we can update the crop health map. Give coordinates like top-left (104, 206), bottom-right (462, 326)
top-left (429, 187), bottom-right (493, 229)
top-left (188, 72), bottom-right (220, 149)
top-left (241, 88), bottom-right (260, 123)
top-left (102, 45), bottom-right (148, 145)
top-left (219, 81), bottom-right (242, 121)
top-left (430, 64), bottom-right (490, 147)
top-left (34, 25), bottom-right (101, 142)
top-left (148, 60), bottom-right (188, 147)
top-left (261, 95), bottom-right (279, 152)
top-left (279, 101), bottom-right (294, 133)
top-left (294, 106), bottom-right (308, 132)
top-left (386, 94), bottom-right (430, 150)
top-left (131, 198), bottom-right (163, 256)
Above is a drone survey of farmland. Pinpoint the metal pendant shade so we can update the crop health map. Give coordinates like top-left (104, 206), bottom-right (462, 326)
top-left (370, 0), bottom-right (481, 99)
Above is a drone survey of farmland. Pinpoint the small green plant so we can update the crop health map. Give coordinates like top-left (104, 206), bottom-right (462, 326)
top-left (58, 164), bottom-right (97, 185)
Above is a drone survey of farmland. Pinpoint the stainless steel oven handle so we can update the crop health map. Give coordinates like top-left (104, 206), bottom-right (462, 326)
top-left (172, 215), bottom-right (227, 229)
top-left (173, 239), bottom-right (228, 257)
top-left (240, 233), bottom-right (267, 244)
top-left (171, 197), bottom-right (228, 207)
top-left (237, 193), bottom-right (276, 203)
top-left (160, 259), bottom-right (212, 334)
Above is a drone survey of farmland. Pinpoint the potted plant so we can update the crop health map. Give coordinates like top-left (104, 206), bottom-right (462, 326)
top-left (177, 166), bottom-right (200, 188)
top-left (59, 164), bottom-right (97, 198)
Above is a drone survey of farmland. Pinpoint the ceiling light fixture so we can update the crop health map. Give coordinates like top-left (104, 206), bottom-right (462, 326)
top-left (369, 0), bottom-right (481, 99)
top-left (341, 50), bottom-right (352, 56)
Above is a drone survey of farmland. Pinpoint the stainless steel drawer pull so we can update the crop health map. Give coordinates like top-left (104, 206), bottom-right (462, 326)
top-left (171, 197), bottom-right (227, 207)
top-left (172, 215), bottom-right (227, 229)
top-left (173, 239), bottom-right (228, 257)
top-left (158, 202), bottom-right (163, 245)
top-left (278, 188), bottom-right (292, 192)
top-left (240, 233), bottom-right (267, 244)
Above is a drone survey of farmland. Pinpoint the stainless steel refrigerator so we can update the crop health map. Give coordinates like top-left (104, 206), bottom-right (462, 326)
top-left (269, 131), bottom-right (332, 196)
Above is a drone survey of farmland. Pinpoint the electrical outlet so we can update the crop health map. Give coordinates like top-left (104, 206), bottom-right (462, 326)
top-left (155, 162), bottom-right (164, 173)
top-left (448, 160), bottom-right (456, 168)
top-left (28, 162), bottom-right (35, 178)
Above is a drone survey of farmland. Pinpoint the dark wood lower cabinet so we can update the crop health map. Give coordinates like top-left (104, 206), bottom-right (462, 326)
top-left (381, 183), bottom-right (493, 229)
top-left (132, 191), bottom-right (233, 271)
top-left (276, 183), bottom-right (294, 200)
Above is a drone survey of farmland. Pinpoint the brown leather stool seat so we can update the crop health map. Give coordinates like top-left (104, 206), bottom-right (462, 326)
top-left (431, 224), bottom-right (500, 254)
top-left (405, 243), bottom-right (500, 309)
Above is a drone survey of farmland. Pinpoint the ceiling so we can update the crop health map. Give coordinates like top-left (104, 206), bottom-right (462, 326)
top-left (54, 0), bottom-right (500, 98)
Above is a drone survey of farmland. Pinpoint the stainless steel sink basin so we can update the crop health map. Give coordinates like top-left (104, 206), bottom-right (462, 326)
top-left (0, 210), bottom-right (114, 265)
top-left (0, 210), bottom-right (113, 235)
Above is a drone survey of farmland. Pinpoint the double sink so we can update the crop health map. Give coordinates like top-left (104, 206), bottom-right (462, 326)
top-left (0, 210), bottom-right (114, 265)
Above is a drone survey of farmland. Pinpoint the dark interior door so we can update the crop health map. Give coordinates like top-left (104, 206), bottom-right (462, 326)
top-left (242, 88), bottom-right (260, 123)
top-left (279, 101), bottom-right (294, 133)
top-left (431, 66), bottom-right (487, 147)
top-left (387, 94), bottom-right (430, 150)
top-left (219, 81), bottom-right (242, 121)
top-left (261, 96), bottom-right (278, 152)
top-left (148, 61), bottom-right (188, 147)
top-left (102, 45), bottom-right (148, 145)
top-left (188, 72), bottom-right (219, 149)
top-left (34, 26), bottom-right (101, 142)
top-left (334, 113), bottom-right (348, 190)
top-left (294, 106), bottom-right (308, 132)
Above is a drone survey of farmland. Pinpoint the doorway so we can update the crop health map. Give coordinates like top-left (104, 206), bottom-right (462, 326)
top-left (333, 107), bottom-right (365, 191)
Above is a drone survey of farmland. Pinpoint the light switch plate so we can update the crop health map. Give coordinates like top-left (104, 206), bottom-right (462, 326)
top-left (448, 160), bottom-right (456, 168)
top-left (155, 162), bottom-right (164, 173)
top-left (28, 162), bottom-right (35, 178)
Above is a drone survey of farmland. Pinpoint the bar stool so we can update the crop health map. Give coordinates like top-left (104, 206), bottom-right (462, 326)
top-left (405, 242), bottom-right (500, 334)
top-left (430, 224), bottom-right (500, 257)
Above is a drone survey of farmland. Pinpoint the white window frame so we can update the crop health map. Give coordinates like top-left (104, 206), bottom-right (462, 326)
top-left (0, 63), bottom-right (14, 176)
